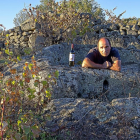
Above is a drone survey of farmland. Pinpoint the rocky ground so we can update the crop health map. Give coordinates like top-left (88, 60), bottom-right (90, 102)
top-left (39, 97), bottom-right (140, 140)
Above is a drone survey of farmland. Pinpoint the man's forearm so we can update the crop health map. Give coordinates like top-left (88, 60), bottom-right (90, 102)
top-left (82, 58), bottom-right (104, 69)
top-left (82, 58), bottom-right (121, 71)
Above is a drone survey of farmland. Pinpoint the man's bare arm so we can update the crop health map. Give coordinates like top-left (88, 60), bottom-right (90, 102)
top-left (109, 60), bottom-right (121, 72)
top-left (82, 58), bottom-right (111, 69)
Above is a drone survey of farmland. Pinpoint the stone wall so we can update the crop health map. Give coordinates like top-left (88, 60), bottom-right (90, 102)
top-left (1, 15), bottom-right (140, 55)
top-left (79, 17), bottom-right (140, 48)
top-left (0, 18), bottom-right (43, 56)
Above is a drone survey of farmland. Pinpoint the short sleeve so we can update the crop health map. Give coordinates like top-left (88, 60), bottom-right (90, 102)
top-left (86, 53), bottom-right (95, 62)
top-left (85, 48), bottom-right (98, 62)
top-left (111, 48), bottom-right (121, 62)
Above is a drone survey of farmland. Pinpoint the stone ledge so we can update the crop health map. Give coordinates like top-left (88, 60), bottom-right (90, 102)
top-left (36, 63), bottom-right (140, 101)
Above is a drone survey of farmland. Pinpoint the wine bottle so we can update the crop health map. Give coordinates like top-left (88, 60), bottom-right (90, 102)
top-left (69, 44), bottom-right (75, 66)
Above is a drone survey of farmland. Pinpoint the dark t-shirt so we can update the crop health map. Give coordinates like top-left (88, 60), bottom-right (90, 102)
top-left (86, 47), bottom-right (120, 64)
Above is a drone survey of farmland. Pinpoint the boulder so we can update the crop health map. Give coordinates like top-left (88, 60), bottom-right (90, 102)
top-left (132, 25), bottom-right (139, 31)
top-left (22, 32), bottom-right (29, 36)
top-left (14, 32), bottom-right (18, 36)
top-left (110, 31), bottom-right (121, 36)
top-left (120, 25), bottom-right (127, 31)
top-left (105, 32), bottom-right (112, 37)
top-left (8, 28), bottom-right (15, 33)
top-left (14, 26), bottom-right (21, 32)
top-left (14, 38), bottom-right (19, 43)
top-left (127, 30), bottom-right (138, 36)
top-left (100, 28), bottom-right (108, 33)
top-left (120, 29), bottom-right (126, 35)
top-left (126, 25), bottom-right (132, 30)
top-left (21, 18), bottom-right (41, 31)
top-left (20, 36), bottom-right (29, 42)
top-left (137, 21), bottom-right (140, 26)
top-left (110, 24), bottom-right (119, 30)
top-left (92, 25), bottom-right (103, 32)
top-left (28, 34), bottom-right (46, 52)
top-left (9, 32), bottom-right (14, 37)
top-left (99, 33), bottom-right (106, 38)
top-left (20, 42), bottom-right (28, 48)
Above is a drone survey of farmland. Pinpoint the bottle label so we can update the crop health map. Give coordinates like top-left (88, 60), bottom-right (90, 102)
top-left (69, 54), bottom-right (75, 61)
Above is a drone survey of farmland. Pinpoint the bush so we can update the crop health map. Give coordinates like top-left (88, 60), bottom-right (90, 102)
top-left (22, 0), bottom-right (104, 46)
top-left (0, 32), bottom-right (59, 139)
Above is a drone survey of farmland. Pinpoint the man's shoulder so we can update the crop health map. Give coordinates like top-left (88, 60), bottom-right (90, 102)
top-left (110, 47), bottom-right (121, 60)
top-left (86, 47), bottom-right (99, 62)
top-left (88, 47), bottom-right (98, 54)
top-left (110, 47), bottom-right (119, 54)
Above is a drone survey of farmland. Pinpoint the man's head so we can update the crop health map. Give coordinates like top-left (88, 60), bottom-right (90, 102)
top-left (97, 37), bottom-right (111, 57)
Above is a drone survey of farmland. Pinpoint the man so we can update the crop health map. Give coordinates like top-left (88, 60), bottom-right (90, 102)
top-left (82, 37), bottom-right (121, 71)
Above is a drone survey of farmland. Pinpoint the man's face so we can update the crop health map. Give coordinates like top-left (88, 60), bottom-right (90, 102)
top-left (98, 38), bottom-right (111, 57)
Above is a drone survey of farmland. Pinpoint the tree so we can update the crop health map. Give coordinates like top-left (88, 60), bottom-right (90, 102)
top-left (38, 0), bottom-right (105, 19)
top-left (40, 0), bottom-right (54, 6)
top-left (37, 0), bottom-right (55, 12)
top-left (13, 10), bottom-right (30, 27)
top-left (104, 7), bottom-right (126, 24)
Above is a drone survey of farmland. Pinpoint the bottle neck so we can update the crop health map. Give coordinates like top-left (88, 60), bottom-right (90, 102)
top-left (71, 44), bottom-right (74, 50)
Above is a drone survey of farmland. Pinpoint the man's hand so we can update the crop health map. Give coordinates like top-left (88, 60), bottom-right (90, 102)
top-left (109, 60), bottom-right (121, 71)
top-left (102, 61), bottom-right (111, 69)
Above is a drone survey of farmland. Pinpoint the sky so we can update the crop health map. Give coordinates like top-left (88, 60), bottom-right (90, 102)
top-left (96, 0), bottom-right (140, 19)
top-left (0, 0), bottom-right (140, 30)
top-left (0, 0), bottom-right (41, 30)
